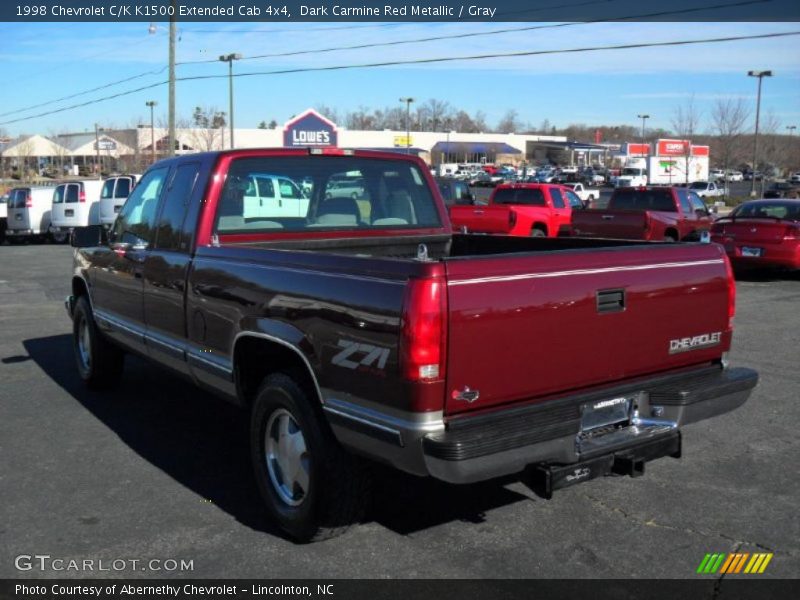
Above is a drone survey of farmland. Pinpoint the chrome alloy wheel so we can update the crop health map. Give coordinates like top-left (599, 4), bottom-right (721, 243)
top-left (77, 316), bottom-right (92, 371)
top-left (264, 408), bottom-right (310, 507)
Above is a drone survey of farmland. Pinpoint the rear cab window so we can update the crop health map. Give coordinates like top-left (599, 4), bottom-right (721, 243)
top-left (610, 189), bottom-right (677, 212)
top-left (493, 187), bottom-right (546, 206)
top-left (215, 156), bottom-right (442, 234)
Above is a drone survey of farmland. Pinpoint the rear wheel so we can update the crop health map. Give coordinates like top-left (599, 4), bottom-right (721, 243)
top-left (250, 373), bottom-right (371, 542)
top-left (72, 296), bottom-right (124, 389)
top-left (51, 231), bottom-right (69, 244)
top-left (531, 226), bottom-right (547, 238)
top-left (664, 234), bottom-right (677, 243)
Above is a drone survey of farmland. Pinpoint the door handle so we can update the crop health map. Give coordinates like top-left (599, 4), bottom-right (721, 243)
top-left (474, 210), bottom-right (484, 215)
top-left (601, 215), bottom-right (614, 220)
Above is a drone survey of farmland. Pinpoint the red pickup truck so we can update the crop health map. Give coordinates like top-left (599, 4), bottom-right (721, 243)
top-left (449, 183), bottom-right (584, 237)
top-left (66, 149), bottom-right (757, 542)
top-left (572, 186), bottom-right (713, 241)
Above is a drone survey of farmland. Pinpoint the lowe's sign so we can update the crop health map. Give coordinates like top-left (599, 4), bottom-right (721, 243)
top-left (283, 109), bottom-right (338, 147)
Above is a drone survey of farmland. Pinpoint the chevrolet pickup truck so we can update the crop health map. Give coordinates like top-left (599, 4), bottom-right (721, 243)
top-left (66, 149), bottom-right (758, 542)
top-left (572, 186), bottom-right (713, 242)
top-left (449, 183), bottom-right (583, 237)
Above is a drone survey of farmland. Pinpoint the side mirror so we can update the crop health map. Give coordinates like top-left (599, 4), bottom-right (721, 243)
top-left (71, 225), bottom-right (107, 248)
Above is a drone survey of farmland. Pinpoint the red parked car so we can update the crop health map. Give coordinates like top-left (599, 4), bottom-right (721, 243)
top-left (449, 183), bottom-right (584, 237)
top-left (711, 199), bottom-right (800, 270)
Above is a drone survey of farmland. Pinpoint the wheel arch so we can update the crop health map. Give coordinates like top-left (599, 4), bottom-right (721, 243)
top-left (233, 332), bottom-right (323, 409)
top-left (664, 227), bottom-right (680, 241)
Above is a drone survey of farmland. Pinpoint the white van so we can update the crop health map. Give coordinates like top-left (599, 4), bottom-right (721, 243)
top-left (98, 175), bottom-right (139, 227)
top-left (6, 186), bottom-right (55, 243)
top-left (50, 180), bottom-right (105, 242)
top-left (242, 174), bottom-right (309, 219)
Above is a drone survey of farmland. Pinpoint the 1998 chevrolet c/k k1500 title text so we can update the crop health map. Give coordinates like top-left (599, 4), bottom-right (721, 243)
top-left (66, 148), bottom-right (758, 541)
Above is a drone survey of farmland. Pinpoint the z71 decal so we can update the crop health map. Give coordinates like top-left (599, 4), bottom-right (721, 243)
top-left (332, 340), bottom-right (390, 372)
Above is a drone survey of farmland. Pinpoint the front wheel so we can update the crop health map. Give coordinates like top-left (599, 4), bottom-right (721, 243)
top-left (51, 231), bottom-right (69, 244)
top-left (72, 296), bottom-right (124, 389)
top-left (250, 373), bottom-right (371, 542)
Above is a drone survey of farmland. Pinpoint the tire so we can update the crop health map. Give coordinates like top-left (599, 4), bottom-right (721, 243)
top-left (72, 296), bottom-right (124, 389)
top-left (664, 234), bottom-right (677, 243)
top-left (51, 232), bottom-right (69, 244)
top-left (250, 373), bottom-right (371, 542)
top-left (531, 226), bottom-right (547, 238)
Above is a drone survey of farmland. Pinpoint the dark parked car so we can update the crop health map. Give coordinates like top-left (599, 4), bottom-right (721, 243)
top-left (762, 181), bottom-right (800, 199)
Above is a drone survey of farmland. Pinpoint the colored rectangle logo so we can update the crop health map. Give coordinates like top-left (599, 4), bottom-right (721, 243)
top-left (697, 552), bottom-right (773, 574)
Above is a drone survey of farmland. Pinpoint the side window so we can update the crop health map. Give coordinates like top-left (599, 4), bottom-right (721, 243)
top-left (101, 179), bottom-right (115, 200)
top-left (550, 187), bottom-right (566, 208)
top-left (689, 192), bottom-right (708, 214)
top-left (154, 163), bottom-right (199, 251)
top-left (565, 190), bottom-right (584, 209)
top-left (112, 167), bottom-right (169, 247)
top-left (676, 188), bottom-right (693, 214)
top-left (53, 186), bottom-right (65, 205)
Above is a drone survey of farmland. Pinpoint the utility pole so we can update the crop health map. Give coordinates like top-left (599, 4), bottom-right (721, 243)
top-left (748, 70), bottom-right (772, 197)
top-left (168, 0), bottom-right (177, 157)
top-left (94, 123), bottom-right (101, 178)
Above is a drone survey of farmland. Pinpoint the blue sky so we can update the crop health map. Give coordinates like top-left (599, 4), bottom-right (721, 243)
top-left (1, 20), bottom-right (799, 137)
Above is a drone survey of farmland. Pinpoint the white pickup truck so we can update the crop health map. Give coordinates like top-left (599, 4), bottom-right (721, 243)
top-left (688, 181), bottom-right (727, 199)
top-left (562, 182), bottom-right (601, 206)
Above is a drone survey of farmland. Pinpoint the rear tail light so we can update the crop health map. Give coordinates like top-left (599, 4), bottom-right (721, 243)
top-left (723, 254), bottom-right (736, 329)
top-left (79, 190), bottom-right (86, 203)
top-left (25, 195), bottom-right (32, 208)
top-left (784, 224), bottom-right (800, 240)
top-left (400, 277), bottom-right (447, 383)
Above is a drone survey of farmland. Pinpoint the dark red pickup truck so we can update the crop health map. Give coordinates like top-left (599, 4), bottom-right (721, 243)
top-left (572, 186), bottom-right (713, 241)
top-left (66, 149), bottom-right (757, 541)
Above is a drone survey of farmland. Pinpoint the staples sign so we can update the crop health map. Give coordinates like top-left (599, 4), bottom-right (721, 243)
top-left (657, 139), bottom-right (689, 156)
top-left (283, 109), bottom-right (338, 147)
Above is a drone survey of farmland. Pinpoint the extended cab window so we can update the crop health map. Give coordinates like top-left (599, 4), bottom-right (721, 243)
top-left (676, 188), bottom-right (693, 214)
top-left (215, 157), bottom-right (442, 234)
top-left (550, 188), bottom-right (566, 208)
top-left (112, 167), bottom-right (169, 246)
top-left (493, 188), bottom-right (545, 206)
top-left (564, 190), bottom-right (584, 209)
top-left (689, 192), bottom-right (708, 214)
top-left (154, 163), bottom-right (199, 251)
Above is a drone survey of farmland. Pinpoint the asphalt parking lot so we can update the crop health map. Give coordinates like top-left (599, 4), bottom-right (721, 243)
top-left (0, 244), bottom-right (798, 581)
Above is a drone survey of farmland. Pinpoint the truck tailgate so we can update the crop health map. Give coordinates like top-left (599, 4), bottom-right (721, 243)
top-left (443, 243), bottom-right (731, 415)
top-left (449, 204), bottom-right (512, 234)
top-left (573, 210), bottom-right (648, 239)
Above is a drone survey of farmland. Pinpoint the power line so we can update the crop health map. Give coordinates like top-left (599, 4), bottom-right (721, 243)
top-left (3, 29), bottom-right (796, 127)
top-left (178, 0), bottom-right (768, 65)
top-left (1, 0), bottom-right (768, 117)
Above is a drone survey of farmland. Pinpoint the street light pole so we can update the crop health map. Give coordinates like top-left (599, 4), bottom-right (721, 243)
top-left (787, 125), bottom-right (797, 136)
top-left (400, 97), bottom-right (415, 154)
top-left (220, 53), bottom-right (243, 149)
top-left (168, 0), bottom-right (176, 157)
top-left (637, 114), bottom-right (650, 148)
top-left (748, 70), bottom-right (772, 197)
top-left (145, 101), bottom-right (157, 165)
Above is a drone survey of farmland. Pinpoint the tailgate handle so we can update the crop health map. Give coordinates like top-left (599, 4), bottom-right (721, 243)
top-left (601, 214), bottom-right (614, 220)
top-left (597, 289), bottom-right (626, 313)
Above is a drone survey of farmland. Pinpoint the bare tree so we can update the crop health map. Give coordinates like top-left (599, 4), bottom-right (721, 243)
top-left (496, 109), bottom-right (523, 134)
top-left (671, 95), bottom-right (702, 184)
top-left (710, 98), bottom-right (750, 181)
top-left (315, 104), bottom-right (340, 124)
top-left (422, 99), bottom-right (452, 132)
top-left (189, 106), bottom-right (227, 151)
top-left (757, 110), bottom-right (781, 175)
top-left (13, 136), bottom-right (36, 181)
top-left (48, 129), bottom-right (72, 175)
